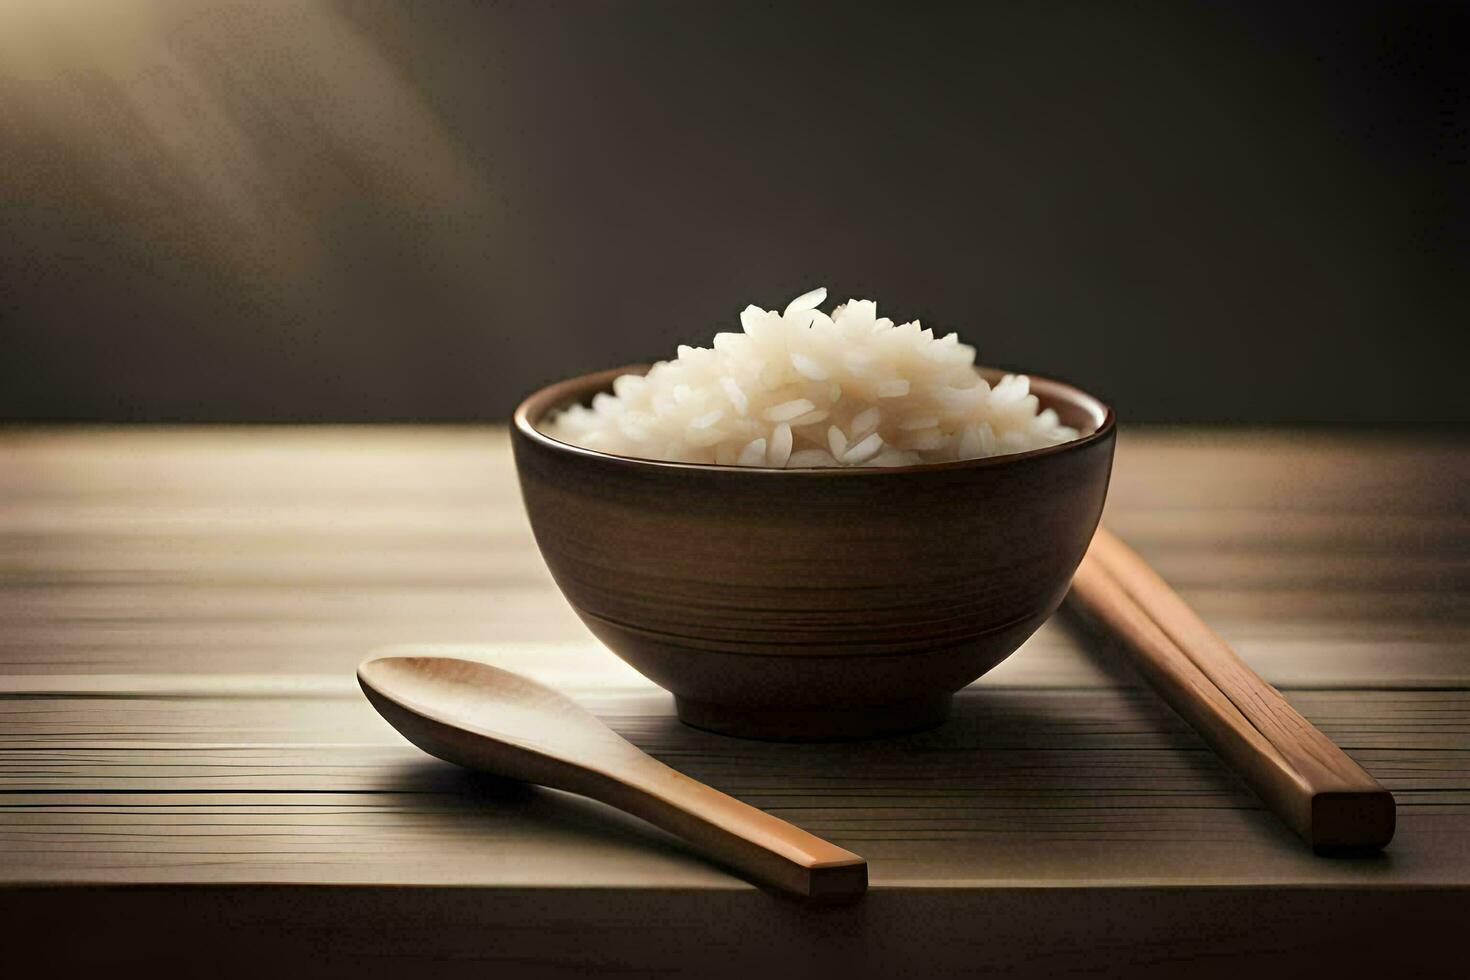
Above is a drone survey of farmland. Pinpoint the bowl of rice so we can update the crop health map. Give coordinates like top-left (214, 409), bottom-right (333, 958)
top-left (512, 289), bottom-right (1115, 739)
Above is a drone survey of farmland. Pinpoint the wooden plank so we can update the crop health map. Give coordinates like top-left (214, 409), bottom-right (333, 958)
top-left (4, 626), bottom-right (1466, 694)
top-left (1, 426), bottom-right (1467, 972)
top-left (2, 431), bottom-right (1464, 696)
top-left (6, 884), bottom-right (1469, 978)
top-left (0, 682), bottom-right (1463, 889)
top-left (1, 794), bottom-right (1466, 890)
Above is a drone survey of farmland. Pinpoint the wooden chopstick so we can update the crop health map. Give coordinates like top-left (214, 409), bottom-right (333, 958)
top-left (1067, 527), bottom-right (1395, 853)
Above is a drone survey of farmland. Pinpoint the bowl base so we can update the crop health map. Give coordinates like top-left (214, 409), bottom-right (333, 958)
top-left (674, 693), bottom-right (950, 741)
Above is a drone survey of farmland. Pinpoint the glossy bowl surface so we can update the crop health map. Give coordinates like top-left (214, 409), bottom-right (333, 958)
top-left (512, 364), bottom-right (1115, 739)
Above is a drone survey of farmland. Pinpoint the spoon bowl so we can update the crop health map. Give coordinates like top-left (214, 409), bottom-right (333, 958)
top-left (512, 364), bottom-right (1115, 739)
top-left (358, 655), bottom-right (868, 901)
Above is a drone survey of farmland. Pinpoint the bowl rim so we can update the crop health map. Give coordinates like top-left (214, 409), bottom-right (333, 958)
top-left (513, 363), bottom-right (1115, 475)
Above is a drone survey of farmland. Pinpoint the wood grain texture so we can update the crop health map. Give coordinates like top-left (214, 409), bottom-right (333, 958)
top-left (0, 426), bottom-right (1467, 975)
top-left (358, 655), bottom-right (867, 900)
top-left (1070, 529), bottom-right (1395, 851)
top-left (512, 366), bottom-right (1115, 737)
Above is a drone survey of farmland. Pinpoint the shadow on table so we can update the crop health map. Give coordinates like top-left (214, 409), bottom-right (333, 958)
top-left (373, 607), bottom-right (1398, 883)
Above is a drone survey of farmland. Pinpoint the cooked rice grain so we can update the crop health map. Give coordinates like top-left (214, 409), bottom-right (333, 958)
top-left (544, 288), bottom-right (1079, 467)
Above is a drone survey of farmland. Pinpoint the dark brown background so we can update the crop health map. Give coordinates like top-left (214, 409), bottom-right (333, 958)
top-left (1, 0), bottom-right (1465, 423)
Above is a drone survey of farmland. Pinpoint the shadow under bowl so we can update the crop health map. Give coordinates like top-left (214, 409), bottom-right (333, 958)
top-left (512, 364), bottom-right (1115, 739)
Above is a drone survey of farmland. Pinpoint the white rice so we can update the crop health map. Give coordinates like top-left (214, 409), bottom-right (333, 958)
top-left (543, 288), bottom-right (1080, 467)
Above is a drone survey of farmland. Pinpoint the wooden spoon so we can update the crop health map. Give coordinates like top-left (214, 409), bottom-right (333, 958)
top-left (358, 655), bottom-right (867, 901)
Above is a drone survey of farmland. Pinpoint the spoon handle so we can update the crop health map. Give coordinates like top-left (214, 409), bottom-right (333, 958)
top-left (571, 754), bottom-right (868, 901)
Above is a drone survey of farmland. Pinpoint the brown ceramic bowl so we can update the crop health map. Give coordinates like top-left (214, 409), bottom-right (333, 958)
top-left (512, 364), bottom-right (1115, 740)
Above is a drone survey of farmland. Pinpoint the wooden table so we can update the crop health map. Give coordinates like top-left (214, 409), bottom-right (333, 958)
top-left (2, 427), bottom-right (1467, 976)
